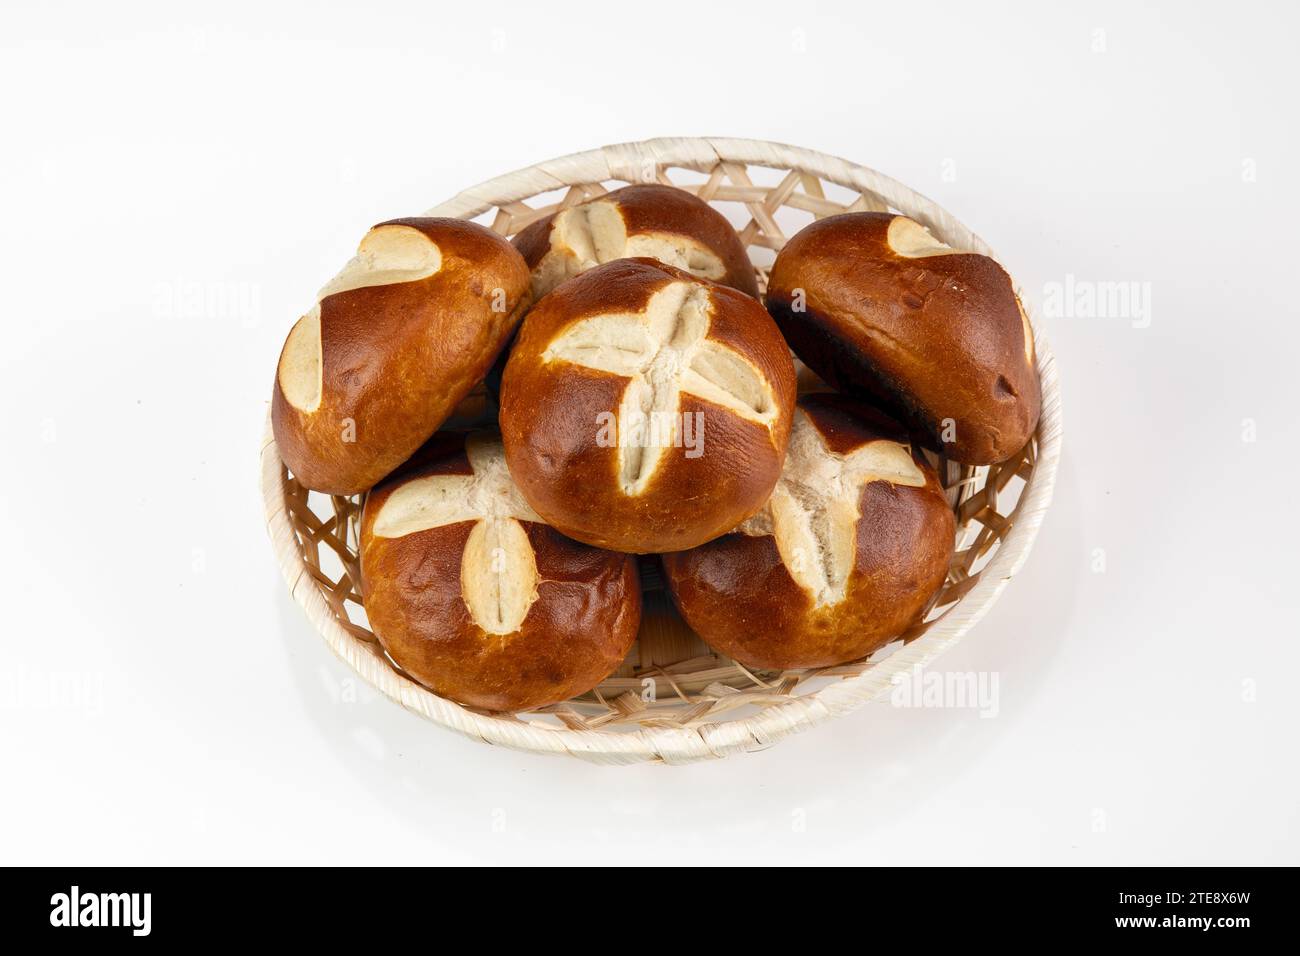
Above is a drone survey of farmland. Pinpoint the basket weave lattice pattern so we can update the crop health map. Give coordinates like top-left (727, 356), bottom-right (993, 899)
top-left (261, 138), bottom-right (1062, 764)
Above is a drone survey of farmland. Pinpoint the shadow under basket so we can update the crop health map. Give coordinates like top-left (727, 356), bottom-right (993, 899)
top-left (260, 137), bottom-right (1063, 765)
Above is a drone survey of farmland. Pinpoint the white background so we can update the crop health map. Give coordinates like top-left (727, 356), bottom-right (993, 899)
top-left (2, 0), bottom-right (1296, 865)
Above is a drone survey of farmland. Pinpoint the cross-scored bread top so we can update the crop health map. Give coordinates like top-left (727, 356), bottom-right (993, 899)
top-left (766, 211), bottom-right (1040, 465)
top-left (358, 430), bottom-right (641, 711)
top-left (270, 217), bottom-right (531, 496)
top-left (371, 434), bottom-right (541, 635)
top-left (660, 393), bottom-right (954, 670)
top-left (513, 184), bottom-right (759, 300)
top-left (530, 200), bottom-right (724, 299)
top-left (738, 406), bottom-right (925, 606)
top-left (278, 224), bottom-right (444, 413)
top-left (542, 278), bottom-right (779, 494)
top-left (499, 257), bottom-right (796, 553)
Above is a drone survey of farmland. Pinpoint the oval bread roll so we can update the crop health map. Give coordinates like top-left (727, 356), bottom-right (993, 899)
top-left (499, 258), bottom-right (797, 554)
top-left (360, 432), bottom-right (641, 712)
top-left (272, 218), bottom-right (531, 495)
top-left (766, 212), bottom-right (1040, 465)
top-left (512, 184), bottom-right (759, 300)
top-left (662, 394), bottom-right (955, 670)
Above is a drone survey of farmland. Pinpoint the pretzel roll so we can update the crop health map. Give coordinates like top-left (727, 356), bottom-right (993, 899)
top-left (662, 395), bottom-right (954, 670)
top-left (499, 258), bottom-right (796, 554)
top-left (512, 184), bottom-right (759, 300)
top-left (359, 432), bottom-right (640, 713)
top-left (272, 218), bottom-right (531, 494)
top-left (766, 212), bottom-right (1040, 465)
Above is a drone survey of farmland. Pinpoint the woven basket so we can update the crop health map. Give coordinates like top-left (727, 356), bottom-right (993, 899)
top-left (260, 137), bottom-right (1062, 765)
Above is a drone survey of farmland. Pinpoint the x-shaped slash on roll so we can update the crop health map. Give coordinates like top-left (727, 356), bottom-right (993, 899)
top-left (542, 280), bottom-right (779, 494)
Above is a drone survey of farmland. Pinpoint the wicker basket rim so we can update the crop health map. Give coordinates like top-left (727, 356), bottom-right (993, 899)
top-left (260, 136), bottom-right (1063, 765)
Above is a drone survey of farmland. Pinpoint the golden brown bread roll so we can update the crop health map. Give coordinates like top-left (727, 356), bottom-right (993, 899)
top-left (512, 183), bottom-right (759, 300)
top-left (499, 258), bottom-right (797, 554)
top-left (272, 218), bottom-right (531, 495)
top-left (662, 394), bottom-right (954, 670)
top-left (359, 432), bottom-right (640, 712)
top-left (766, 212), bottom-right (1040, 465)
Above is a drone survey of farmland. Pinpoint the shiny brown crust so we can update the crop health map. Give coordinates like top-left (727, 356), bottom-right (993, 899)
top-left (662, 394), bottom-right (955, 670)
top-left (359, 434), bottom-right (641, 713)
top-left (512, 183), bottom-right (760, 297)
top-left (766, 212), bottom-right (1040, 464)
top-left (272, 218), bottom-right (531, 495)
top-left (498, 258), bottom-right (796, 553)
